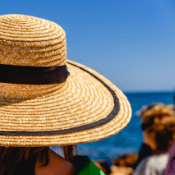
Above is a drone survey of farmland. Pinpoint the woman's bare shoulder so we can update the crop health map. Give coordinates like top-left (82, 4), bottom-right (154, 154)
top-left (35, 148), bottom-right (76, 175)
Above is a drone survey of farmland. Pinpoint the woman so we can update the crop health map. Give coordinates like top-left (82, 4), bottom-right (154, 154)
top-left (133, 103), bottom-right (175, 175)
top-left (0, 14), bottom-right (131, 175)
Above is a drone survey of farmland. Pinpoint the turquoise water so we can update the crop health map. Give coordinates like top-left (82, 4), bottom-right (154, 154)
top-left (50, 91), bottom-right (175, 160)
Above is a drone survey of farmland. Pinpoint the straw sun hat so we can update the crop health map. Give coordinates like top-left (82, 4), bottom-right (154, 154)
top-left (0, 14), bottom-right (131, 147)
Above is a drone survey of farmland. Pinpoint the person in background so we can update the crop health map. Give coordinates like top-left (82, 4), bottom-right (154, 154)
top-left (133, 103), bottom-right (175, 175)
top-left (0, 14), bottom-right (132, 175)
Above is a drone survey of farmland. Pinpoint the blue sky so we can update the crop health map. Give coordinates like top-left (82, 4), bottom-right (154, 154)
top-left (1, 0), bottom-right (175, 92)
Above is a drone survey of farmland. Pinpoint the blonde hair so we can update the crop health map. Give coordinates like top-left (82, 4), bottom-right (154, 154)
top-left (138, 103), bottom-right (175, 150)
top-left (137, 103), bottom-right (175, 129)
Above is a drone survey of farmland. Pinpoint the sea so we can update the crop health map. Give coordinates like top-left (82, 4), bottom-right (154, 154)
top-left (50, 91), bottom-right (175, 161)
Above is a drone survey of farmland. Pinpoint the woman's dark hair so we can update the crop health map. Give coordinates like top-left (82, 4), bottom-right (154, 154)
top-left (0, 145), bottom-right (78, 175)
top-left (60, 145), bottom-right (78, 163)
top-left (0, 147), bottom-right (49, 175)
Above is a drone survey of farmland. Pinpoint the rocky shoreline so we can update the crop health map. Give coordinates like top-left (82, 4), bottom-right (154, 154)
top-left (93, 152), bottom-right (139, 175)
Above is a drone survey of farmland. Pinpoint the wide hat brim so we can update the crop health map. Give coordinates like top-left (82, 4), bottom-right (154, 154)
top-left (0, 59), bottom-right (131, 147)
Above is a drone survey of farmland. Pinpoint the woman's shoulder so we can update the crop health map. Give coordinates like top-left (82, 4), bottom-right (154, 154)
top-left (35, 149), bottom-right (76, 175)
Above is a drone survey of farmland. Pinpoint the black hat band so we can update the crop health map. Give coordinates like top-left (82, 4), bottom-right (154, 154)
top-left (0, 64), bottom-right (70, 84)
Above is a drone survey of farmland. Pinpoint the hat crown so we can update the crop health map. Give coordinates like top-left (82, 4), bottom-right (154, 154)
top-left (0, 14), bottom-right (67, 66)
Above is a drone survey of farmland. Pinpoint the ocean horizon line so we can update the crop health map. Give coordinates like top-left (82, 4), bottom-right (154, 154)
top-left (124, 90), bottom-right (175, 94)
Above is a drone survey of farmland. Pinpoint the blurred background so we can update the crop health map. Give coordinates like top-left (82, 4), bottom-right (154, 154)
top-left (1, 0), bottom-right (175, 160)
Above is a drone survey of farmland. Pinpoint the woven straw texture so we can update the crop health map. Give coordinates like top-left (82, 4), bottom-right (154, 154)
top-left (0, 14), bottom-right (132, 147)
